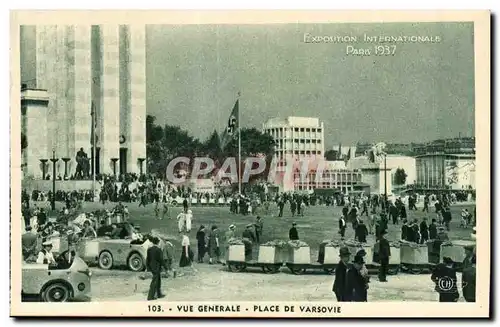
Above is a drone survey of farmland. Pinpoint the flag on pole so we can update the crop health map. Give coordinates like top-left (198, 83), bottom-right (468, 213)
top-left (220, 99), bottom-right (239, 149)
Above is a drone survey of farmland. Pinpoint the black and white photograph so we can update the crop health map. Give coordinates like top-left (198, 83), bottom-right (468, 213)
top-left (10, 10), bottom-right (490, 318)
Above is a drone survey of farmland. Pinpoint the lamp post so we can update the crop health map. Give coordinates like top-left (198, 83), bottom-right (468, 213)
top-left (49, 150), bottom-right (59, 211)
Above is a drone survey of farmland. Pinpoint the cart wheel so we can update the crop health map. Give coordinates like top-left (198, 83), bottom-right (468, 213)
top-left (388, 266), bottom-right (400, 275)
top-left (262, 265), bottom-right (280, 274)
top-left (289, 266), bottom-right (306, 275)
top-left (410, 267), bottom-right (423, 274)
top-left (228, 263), bottom-right (246, 272)
top-left (323, 268), bottom-right (335, 275)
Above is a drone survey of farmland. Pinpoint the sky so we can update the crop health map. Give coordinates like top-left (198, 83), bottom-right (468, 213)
top-left (146, 22), bottom-right (475, 148)
top-left (21, 23), bottom-right (476, 149)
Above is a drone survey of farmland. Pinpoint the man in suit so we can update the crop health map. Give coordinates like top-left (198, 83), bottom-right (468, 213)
top-left (462, 250), bottom-right (476, 302)
top-left (377, 230), bottom-right (391, 282)
top-left (332, 247), bottom-right (351, 301)
top-left (338, 216), bottom-right (347, 239)
top-left (146, 237), bottom-right (168, 301)
top-left (254, 216), bottom-right (264, 244)
top-left (431, 256), bottom-right (459, 302)
top-left (289, 222), bottom-right (299, 240)
top-left (419, 218), bottom-right (429, 244)
top-left (429, 219), bottom-right (438, 239)
top-left (346, 254), bottom-right (369, 302)
top-left (355, 220), bottom-right (368, 243)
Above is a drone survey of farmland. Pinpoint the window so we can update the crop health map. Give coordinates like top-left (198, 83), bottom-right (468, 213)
top-left (300, 128), bottom-right (304, 132)
top-left (294, 128), bottom-right (299, 132)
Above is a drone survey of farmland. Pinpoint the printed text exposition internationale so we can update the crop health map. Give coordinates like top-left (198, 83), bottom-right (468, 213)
top-left (303, 33), bottom-right (441, 44)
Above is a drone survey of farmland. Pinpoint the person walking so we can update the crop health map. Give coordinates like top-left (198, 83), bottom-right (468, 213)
top-left (254, 216), bottom-right (264, 244)
top-left (338, 216), bottom-right (347, 240)
top-left (196, 225), bottom-right (207, 263)
top-left (289, 222), bottom-right (299, 240)
top-left (419, 218), bottom-right (429, 244)
top-left (208, 225), bottom-right (221, 264)
top-left (377, 230), bottom-right (391, 282)
top-left (462, 251), bottom-right (476, 302)
top-left (179, 232), bottom-right (194, 271)
top-left (346, 254), bottom-right (369, 302)
top-left (332, 247), bottom-right (351, 302)
top-left (146, 237), bottom-right (168, 301)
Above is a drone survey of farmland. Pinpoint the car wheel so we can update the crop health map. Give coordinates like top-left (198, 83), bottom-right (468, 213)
top-left (128, 252), bottom-right (144, 272)
top-left (42, 283), bottom-right (70, 302)
top-left (171, 201), bottom-right (177, 206)
top-left (98, 251), bottom-right (113, 270)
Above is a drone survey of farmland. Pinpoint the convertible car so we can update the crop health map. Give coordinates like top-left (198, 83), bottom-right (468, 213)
top-left (76, 223), bottom-right (150, 272)
top-left (22, 251), bottom-right (91, 302)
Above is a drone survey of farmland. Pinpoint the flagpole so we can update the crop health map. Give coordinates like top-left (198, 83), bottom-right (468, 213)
top-left (91, 102), bottom-right (96, 201)
top-left (237, 92), bottom-right (242, 195)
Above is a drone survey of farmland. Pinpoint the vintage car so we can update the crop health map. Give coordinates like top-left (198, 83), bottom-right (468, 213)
top-left (170, 196), bottom-right (185, 206)
top-left (22, 251), bottom-right (91, 302)
top-left (76, 223), bottom-right (149, 272)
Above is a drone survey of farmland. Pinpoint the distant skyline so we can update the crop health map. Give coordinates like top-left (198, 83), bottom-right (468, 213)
top-left (21, 22), bottom-right (475, 149)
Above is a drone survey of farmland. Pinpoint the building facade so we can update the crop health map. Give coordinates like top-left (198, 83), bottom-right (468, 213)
top-left (263, 117), bottom-right (325, 191)
top-left (293, 161), bottom-right (362, 193)
top-left (413, 137), bottom-right (475, 156)
top-left (263, 116), bottom-right (325, 162)
top-left (415, 154), bottom-right (475, 190)
top-left (20, 25), bottom-right (146, 179)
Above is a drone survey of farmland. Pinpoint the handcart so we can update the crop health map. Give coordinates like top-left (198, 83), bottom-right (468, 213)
top-left (285, 241), bottom-right (339, 275)
top-left (427, 239), bottom-right (443, 265)
top-left (226, 244), bottom-right (284, 274)
top-left (440, 240), bottom-right (476, 270)
top-left (400, 242), bottom-right (431, 274)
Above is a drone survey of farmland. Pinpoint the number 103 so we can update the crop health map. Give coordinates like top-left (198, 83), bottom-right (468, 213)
top-left (374, 45), bottom-right (397, 56)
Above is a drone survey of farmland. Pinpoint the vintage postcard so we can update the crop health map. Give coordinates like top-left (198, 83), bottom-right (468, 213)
top-left (10, 10), bottom-right (490, 318)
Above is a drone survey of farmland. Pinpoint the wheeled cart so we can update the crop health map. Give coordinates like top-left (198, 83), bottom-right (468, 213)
top-left (285, 245), bottom-right (339, 275)
top-left (400, 243), bottom-right (431, 274)
top-left (439, 240), bottom-right (476, 271)
top-left (226, 244), bottom-right (284, 274)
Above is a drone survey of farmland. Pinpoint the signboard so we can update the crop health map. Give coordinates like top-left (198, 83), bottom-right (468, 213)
top-left (190, 178), bottom-right (215, 193)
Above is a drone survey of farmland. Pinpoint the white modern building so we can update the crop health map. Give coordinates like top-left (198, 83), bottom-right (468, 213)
top-left (20, 25), bottom-right (147, 179)
top-left (263, 116), bottom-right (325, 162)
top-left (263, 117), bottom-right (325, 191)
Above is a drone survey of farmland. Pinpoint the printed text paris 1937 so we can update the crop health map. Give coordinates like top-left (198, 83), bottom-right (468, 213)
top-left (303, 33), bottom-right (442, 56)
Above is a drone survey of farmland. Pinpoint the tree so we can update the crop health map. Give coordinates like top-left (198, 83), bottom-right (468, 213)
top-left (203, 130), bottom-right (222, 159)
top-left (223, 128), bottom-right (275, 184)
top-left (324, 149), bottom-right (339, 161)
top-left (224, 128), bottom-right (275, 158)
top-left (394, 168), bottom-right (407, 185)
top-left (146, 115), bottom-right (202, 177)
